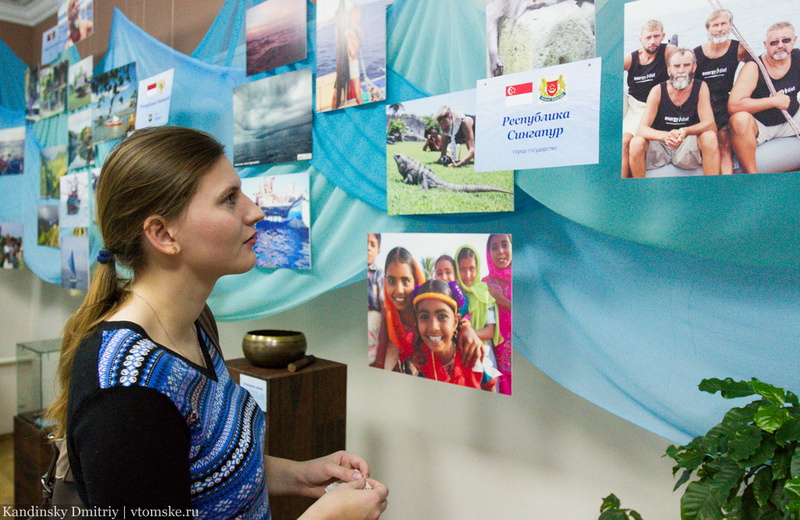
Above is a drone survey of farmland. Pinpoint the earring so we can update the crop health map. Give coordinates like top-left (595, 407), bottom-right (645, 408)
top-left (170, 246), bottom-right (178, 255)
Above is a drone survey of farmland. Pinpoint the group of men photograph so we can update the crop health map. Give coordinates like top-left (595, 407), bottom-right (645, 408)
top-left (621, 9), bottom-right (800, 178)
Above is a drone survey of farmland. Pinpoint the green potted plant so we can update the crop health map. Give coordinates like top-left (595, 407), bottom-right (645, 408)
top-left (666, 378), bottom-right (800, 520)
top-left (599, 493), bottom-right (643, 520)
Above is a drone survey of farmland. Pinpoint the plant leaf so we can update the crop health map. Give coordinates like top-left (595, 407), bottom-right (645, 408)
top-left (674, 468), bottom-right (694, 492)
top-left (792, 447), bottom-right (800, 478)
top-left (738, 438), bottom-right (777, 469)
top-left (785, 476), bottom-right (800, 511)
top-left (752, 466), bottom-right (774, 507)
top-left (700, 378), bottom-right (756, 399)
top-left (755, 404), bottom-right (791, 434)
top-left (777, 418), bottom-right (800, 446)
top-left (728, 425), bottom-right (763, 462)
top-left (629, 511), bottom-right (644, 520)
top-left (752, 380), bottom-right (787, 407)
top-left (601, 493), bottom-right (621, 512)
top-left (599, 511), bottom-right (629, 520)
top-left (787, 391), bottom-right (799, 405)
top-left (681, 481), bottom-right (724, 520)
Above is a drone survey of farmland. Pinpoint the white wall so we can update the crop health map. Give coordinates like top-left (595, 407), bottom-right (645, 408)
top-left (0, 269), bottom-right (682, 519)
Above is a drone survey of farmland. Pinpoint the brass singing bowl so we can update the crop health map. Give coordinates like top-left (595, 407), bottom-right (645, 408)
top-left (242, 329), bottom-right (307, 368)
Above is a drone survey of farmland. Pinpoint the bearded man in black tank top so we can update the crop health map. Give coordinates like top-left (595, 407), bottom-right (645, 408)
top-left (622, 20), bottom-right (677, 178)
top-left (629, 48), bottom-right (720, 177)
top-left (694, 8), bottom-right (748, 175)
top-left (729, 22), bottom-right (800, 174)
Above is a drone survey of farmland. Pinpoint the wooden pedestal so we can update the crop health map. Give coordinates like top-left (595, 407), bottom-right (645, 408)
top-left (14, 412), bottom-right (52, 508)
top-left (225, 357), bottom-right (347, 520)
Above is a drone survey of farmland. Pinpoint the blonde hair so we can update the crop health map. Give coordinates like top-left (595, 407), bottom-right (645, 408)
top-left (44, 126), bottom-right (225, 437)
top-left (641, 20), bottom-right (664, 35)
top-left (705, 9), bottom-right (732, 29)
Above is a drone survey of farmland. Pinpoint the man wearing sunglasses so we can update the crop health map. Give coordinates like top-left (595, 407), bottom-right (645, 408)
top-left (728, 21), bottom-right (800, 173)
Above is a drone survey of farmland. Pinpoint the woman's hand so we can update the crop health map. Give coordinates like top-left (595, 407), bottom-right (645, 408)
top-left (294, 451), bottom-right (371, 498)
top-left (301, 478), bottom-right (389, 520)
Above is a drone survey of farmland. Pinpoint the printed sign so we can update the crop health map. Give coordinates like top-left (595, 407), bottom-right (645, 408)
top-left (475, 57), bottom-right (601, 172)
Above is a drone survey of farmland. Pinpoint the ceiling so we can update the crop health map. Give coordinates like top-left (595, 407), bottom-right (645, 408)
top-left (0, 0), bottom-right (57, 26)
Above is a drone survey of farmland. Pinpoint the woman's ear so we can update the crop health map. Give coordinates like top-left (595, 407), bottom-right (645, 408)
top-left (142, 215), bottom-right (181, 256)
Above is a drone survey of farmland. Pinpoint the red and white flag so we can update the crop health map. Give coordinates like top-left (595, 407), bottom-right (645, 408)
top-left (505, 82), bottom-right (533, 106)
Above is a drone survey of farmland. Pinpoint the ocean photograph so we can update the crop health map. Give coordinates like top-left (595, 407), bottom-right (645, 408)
top-left (315, 0), bottom-right (386, 111)
top-left (234, 68), bottom-right (313, 166)
top-left (0, 126), bottom-right (25, 175)
top-left (241, 172), bottom-right (311, 269)
top-left (61, 234), bottom-right (89, 291)
top-left (246, 0), bottom-right (307, 76)
top-left (92, 62), bottom-right (137, 144)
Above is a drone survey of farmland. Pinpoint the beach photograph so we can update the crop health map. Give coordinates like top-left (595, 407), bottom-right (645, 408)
top-left (39, 60), bottom-right (68, 119)
top-left (0, 222), bottom-right (23, 270)
top-left (241, 172), bottom-right (311, 269)
top-left (40, 144), bottom-right (67, 199)
top-left (233, 68), bottom-right (313, 166)
top-left (386, 90), bottom-right (514, 216)
top-left (68, 56), bottom-right (93, 112)
top-left (60, 233), bottom-right (89, 290)
top-left (37, 205), bottom-right (59, 248)
top-left (369, 232), bottom-right (513, 394)
top-left (68, 108), bottom-right (94, 170)
top-left (91, 62), bottom-right (137, 144)
top-left (315, 0), bottom-right (386, 112)
top-left (246, 0), bottom-right (307, 76)
top-left (59, 171), bottom-right (89, 228)
top-left (0, 126), bottom-right (25, 176)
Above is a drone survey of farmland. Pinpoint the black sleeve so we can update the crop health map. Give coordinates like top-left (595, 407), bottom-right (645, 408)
top-left (69, 385), bottom-right (193, 509)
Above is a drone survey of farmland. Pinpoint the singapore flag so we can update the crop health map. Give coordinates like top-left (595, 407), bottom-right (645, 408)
top-left (505, 82), bottom-right (533, 106)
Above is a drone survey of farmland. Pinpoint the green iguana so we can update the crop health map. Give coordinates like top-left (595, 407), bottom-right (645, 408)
top-left (393, 154), bottom-right (513, 194)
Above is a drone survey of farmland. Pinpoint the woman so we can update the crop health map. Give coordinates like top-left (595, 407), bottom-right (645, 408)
top-left (45, 126), bottom-right (388, 518)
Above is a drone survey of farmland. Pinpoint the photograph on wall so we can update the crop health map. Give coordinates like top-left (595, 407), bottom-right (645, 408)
top-left (68, 56), bottom-right (93, 112)
top-left (40, 144), bottom-right (67, 199)
top-left (25, 66), bottom-right (40, 122)
top-left (0, 222), bottom-right (23, 270)
top-left (135, 68), bottom-right (174, 130)
top-left (58, 0), bottom-right (94, 49)
top-left (61, 232), bottom-right (89, 290)
top-left (368, 232), bottom-right (513, 395)
top-left (486, 0), bottom-right (596, 77)
top-left (241, 172), bottom-right (311, 269)
top-left (315, 0), bottom-right (386, 112)
top-left (68, 109), bottom-right (94, 171)
top-left (475, 57), bottom-right (601, 172)
top-left (41, 25), bottom-right (64, 65)
top-left (59, 171), bottom-right (89, 228)
top-left (246, 0), bottom-right (307, 76)
top-left (622, 0), bottom-right (800, 178)
top-left (39, 60), bottom-right (69, 119)
top-left (37, 205), bottom-right (59, 248)
top-left (233, 68), bottom-right (313, 166)
top-left (91, 62), bottom-right (137, 144)
top-left (0, 126), bottom-right (25, 176)
top-left (386, 89), bottom-right (514, 215)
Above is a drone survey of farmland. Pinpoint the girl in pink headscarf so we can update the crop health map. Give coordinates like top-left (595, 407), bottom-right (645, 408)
top-left (482, 234), bottom-right (512, 395)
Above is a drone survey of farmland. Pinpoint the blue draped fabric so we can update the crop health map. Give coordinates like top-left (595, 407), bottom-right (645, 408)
top-left (0, 0), bottom-right (798, 444)
top-left (0, 37), bottom-right (26, 112)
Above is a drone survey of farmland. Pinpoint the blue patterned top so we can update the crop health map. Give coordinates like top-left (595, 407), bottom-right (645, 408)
top-left (67, 321), bottom-right (270, 519)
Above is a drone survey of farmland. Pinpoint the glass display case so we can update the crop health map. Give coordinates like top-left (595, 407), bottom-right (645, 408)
top-left (16, 338), bottom-right (61, 419)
